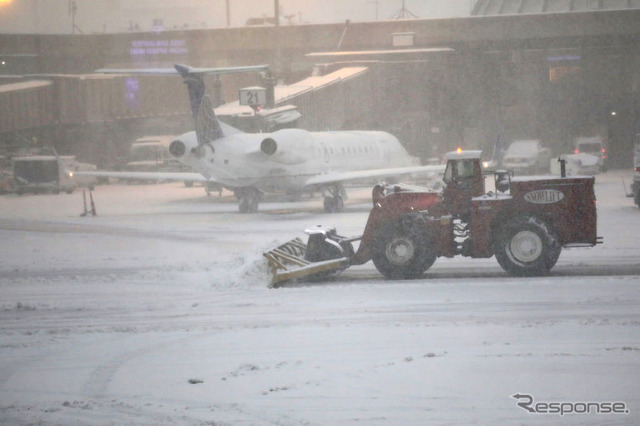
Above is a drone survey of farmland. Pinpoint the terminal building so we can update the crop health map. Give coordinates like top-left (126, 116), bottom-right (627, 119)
top-left (1, 2), bottom-right (638, 168)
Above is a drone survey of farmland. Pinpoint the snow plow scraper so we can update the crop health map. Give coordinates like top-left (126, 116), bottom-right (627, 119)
top-left (263, 227), bottom-right (355, 287)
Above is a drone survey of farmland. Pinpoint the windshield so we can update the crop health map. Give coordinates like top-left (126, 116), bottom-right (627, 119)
top-left (14, 159), bottom-right (58, 183)
top-left (506, 141), bottom-right (539, 156)
top-left (577, 142), bottom-right (602, 153)
top-left (129, 145), bottom-right (165, 162)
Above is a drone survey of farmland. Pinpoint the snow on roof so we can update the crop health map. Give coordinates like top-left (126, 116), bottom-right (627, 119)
top-left (473, 0), bottom-right (640, 15)
top-left (574, 136), bottom-right (604, 145)
top-left (506, 140), bottom-right (541, 154)
top-left (133, 135), bottom-right (177, 145)
top-left (13, 155), bottom-right (59, 161)
top-left (444, 150), bottom-right (482, 160)
top-left (275, 67), bottom-right (369, 103)
top-left (215, 67), bottom-right (369, 116)
top-left (305, 48), bottom-right (454, 58)
top-left (0, 80), bottom-right (52, 93)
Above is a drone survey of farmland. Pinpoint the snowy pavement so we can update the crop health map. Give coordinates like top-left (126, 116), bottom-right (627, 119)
top-left (0, 171), bottom-right (638, 425)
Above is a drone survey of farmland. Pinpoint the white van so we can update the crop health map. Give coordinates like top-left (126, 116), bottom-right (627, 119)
top-left (573, 136), bottom-right (607, 172)
top-left (13, 155), bottom-right (76, 195)
top-left (126, 135), bottom-right (181, 172)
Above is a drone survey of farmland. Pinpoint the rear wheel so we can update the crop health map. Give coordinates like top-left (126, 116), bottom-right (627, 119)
top-left (495, 217), bottom-right (561, 276)
top-left (371, 216), bottom-right (436, 280)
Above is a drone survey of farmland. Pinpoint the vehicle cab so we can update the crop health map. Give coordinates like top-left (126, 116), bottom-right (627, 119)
top-left (442, 150), bottom-right (485, 218)
top-left (573, 136), bottom-right (607, 172)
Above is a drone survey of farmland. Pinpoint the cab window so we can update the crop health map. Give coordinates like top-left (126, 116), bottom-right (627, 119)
top-left (444, 159), bottom-right (476, 184)
top-left (443, 161), bottom-right (453, 184)
top-left (457, 159), bottom-right (476, 179)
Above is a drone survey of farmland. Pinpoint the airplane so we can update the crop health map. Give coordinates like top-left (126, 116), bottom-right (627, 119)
top-left (78, 64), bottom-right (444, 213)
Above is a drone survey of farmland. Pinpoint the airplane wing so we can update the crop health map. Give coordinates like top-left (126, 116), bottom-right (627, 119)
top-left (304, 164), bottom-right (445, 187)
top-left (73, 170), bottom-right (210, 183)
top-left (96, 64), bottom-right (270, 76)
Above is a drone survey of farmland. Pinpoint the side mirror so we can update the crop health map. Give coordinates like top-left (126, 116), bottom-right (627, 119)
top-left (495, 170), bottom-right (511, 192)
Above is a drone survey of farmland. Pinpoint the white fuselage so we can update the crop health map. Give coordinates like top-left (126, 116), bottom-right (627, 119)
top-left (171, 128), bottom-right (418, 192)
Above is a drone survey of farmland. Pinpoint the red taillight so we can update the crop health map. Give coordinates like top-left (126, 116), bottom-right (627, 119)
top-left (574, 149), bottom-right (578, 154)
top-left (602, 148), bottom-right (606, 153)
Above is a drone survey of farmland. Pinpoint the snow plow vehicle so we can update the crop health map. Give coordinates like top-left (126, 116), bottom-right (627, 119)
top-left (265, 150), bottom-right (601, 287)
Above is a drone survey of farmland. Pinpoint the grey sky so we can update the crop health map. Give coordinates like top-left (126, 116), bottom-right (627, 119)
top-left (0, 0), bottom-right (475, 34)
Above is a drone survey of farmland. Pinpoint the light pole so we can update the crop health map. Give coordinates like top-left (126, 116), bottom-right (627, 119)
top-left (68, 0), bottom-right (82, 34)
top-left (274, 0), bottom-right (281, 76)
top-left (69, 0), bottom-right (77, 34)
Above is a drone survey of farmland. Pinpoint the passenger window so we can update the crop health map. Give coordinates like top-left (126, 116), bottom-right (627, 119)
top-left (443, 162), bottom-right (453, 184)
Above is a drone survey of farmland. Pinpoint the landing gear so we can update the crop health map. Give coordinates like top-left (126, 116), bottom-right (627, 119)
top-left (235, 187), bottom-right (262, 213)
top-left (323, 185), bottom-right (346, 213)
top-left (205, 182), bottom-right (223, 197)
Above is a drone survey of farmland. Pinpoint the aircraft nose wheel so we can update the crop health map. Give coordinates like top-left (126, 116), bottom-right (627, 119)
top-left (236, 187), bottom-right (262, 213)
top-left (323, 196), bottom-right (344, 213)
top-left (323, 184), bottom-right (345, 213)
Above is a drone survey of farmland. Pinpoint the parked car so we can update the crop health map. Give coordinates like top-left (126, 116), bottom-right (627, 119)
top-left (573, 136), bottom-right (607, 172)
top-left (501, 139), bottom-right (552, 174)
top-left (13, 155), bottom-right (76, 195)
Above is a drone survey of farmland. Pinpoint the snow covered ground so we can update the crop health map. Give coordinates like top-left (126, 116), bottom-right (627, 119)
top-left (0, 171), bottom-right (638, 425)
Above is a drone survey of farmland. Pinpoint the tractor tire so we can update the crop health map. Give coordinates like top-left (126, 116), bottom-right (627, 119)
top-left (494, 216), bottom-right (561, 276)
top-left (371, 215), bottom-right (436, 280)
top-left (634, 188), bottom-right (640, 208)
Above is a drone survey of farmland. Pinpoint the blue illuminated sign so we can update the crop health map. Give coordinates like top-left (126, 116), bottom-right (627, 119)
top-left (130, 39), bottom-right (188, 56)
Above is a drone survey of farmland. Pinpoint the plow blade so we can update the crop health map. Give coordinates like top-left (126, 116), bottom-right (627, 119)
top-left (263, 237), bottom-right (350, 287)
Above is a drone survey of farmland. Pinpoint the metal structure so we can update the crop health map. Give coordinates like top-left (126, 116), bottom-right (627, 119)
top-left (472, 0), bottom-right (640, 15)
top-left (391, 0), bottom-right (418, 19)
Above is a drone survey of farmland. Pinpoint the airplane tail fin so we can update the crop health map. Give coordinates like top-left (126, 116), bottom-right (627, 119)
top-left (490, 134), bottom-right (501, 165)
top-left (175, 64), bottom-right (225, 150)
top-left (96, 63), bottom-right (270, 152)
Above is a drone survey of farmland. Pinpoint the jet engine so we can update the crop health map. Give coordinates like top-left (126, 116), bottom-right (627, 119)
top-left (169, 139), bottom-right (186, 158)
top-left (261, 138), bottom-right (278, 156)
top-left (168, 131), bottom-right (199, 159)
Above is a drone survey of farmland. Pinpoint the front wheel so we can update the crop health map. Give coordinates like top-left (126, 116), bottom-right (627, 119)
top-left (323, 196), bottom-right (344, 213)
top-left (494, 217), bottom-right (561, 276)
top-left (371, 216), bottom-right (436, 280)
